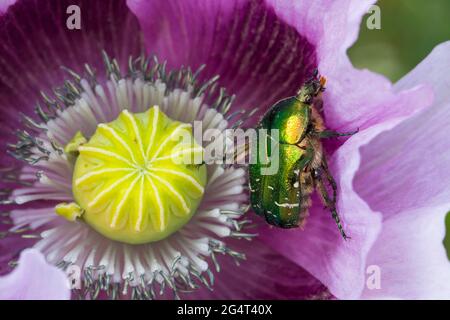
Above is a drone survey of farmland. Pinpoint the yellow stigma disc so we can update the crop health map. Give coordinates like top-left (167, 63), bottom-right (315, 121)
top-left (64, 106), bottom-right (206, 244)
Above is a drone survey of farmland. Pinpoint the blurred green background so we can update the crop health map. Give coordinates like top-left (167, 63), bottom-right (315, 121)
top-left (349, 0), bottom-right (450, 82)
top-left (348, 0), bottom-right (450, 258)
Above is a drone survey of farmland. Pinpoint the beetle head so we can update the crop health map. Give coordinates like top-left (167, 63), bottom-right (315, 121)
top-left (296, 72), bottom-right (326, 104)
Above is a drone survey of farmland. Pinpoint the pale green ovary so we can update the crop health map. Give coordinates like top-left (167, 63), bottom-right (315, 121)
top-left (58, 106), bottom-right (206, 244)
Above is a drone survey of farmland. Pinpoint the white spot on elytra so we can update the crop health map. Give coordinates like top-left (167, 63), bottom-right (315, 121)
top-left (275, 201), bottom-right (299, 208)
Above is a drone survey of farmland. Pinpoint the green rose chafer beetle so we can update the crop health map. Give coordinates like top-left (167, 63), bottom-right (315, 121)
top-left (248, 72), bottom-right (355, 240)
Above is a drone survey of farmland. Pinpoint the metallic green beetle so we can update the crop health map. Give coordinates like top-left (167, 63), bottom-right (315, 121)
top-left (248, 73), bottom-right (354, 240)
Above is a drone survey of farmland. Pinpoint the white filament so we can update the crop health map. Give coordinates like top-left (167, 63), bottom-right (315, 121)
top-left (10, 76), bottom-right (246, 292)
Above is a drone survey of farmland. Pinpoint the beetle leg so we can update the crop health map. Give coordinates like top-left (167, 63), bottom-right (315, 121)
top-left (317, 128), bottom-right (359, 139)
top-left (316, 179), bottom-right (350, 240)
top-left (320, 158), bottom-right (337, 204)
top-left (315, 160), bottom-right (350, 240)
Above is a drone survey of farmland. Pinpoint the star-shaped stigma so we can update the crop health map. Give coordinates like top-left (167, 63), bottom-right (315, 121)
top-left (71, 106), bottom-right (206, 244)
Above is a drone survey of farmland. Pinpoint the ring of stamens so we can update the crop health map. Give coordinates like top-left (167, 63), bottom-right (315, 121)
top-left (4, 54), bottom-right (256, 299)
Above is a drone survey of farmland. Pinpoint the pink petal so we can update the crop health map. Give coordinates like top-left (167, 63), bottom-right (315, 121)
top-left (361, 206), bottom-right (450, 299)
top-left (355, 42), bottom-right (450, 299)
top-left (0, 249), bottom-right (70, 299)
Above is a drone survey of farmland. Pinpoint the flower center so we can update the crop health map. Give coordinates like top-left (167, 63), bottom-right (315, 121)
top-left (56, 106), bottom-right (206, 244)
top-left (6, 54), bottom-right (253, 298)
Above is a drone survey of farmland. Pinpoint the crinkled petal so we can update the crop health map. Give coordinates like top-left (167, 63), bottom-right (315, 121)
top-left (355, 43), bottom-right (450, 217)
top-left (355, 42), bottom-right (450, 299)
top-left (0, 249), bottom-right (70, 299)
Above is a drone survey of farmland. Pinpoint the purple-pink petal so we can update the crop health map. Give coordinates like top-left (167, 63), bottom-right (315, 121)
top-left (355, 42), bottom-right (450, 299)
top-left (180, 239), bottom-right (329, 300)
top-left (362, 206), bottom-right (450, 299)
top-left (0, 248), bottom-right (70, 299)
top-left (0, 0), bottom-right (446, 300)
top-left (127, 0), bottom-right (318, 124)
